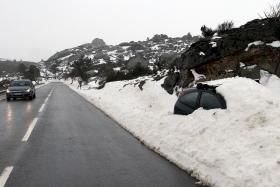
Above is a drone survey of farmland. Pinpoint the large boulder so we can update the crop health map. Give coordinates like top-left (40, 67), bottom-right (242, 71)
top-left (92, 38), bottom-right (106, 48)
top-left (151, 34), bottom-right (169, 43)
top-left (126, 55), bottom-right (149, 70)
top-left (157, 52), bottom-right (179, 69)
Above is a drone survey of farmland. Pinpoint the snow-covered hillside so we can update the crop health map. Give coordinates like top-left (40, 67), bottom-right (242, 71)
top-left (64, 74), bottom-right (280, 187)
top-left (45, 34), bottom-right (198, 77)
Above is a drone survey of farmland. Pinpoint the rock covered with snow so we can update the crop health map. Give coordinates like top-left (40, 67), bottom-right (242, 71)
top-left (163, 17), bottom-right (280, 93)
top-left (178, 18), bottom-right (280, 70)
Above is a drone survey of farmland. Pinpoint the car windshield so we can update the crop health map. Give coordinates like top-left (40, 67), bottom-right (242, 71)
top-left (11, 81), bottom-right (31, 87)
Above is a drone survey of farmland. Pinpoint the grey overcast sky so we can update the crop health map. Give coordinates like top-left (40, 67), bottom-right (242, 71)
top-left (0, 0), bottom-right (278, 62)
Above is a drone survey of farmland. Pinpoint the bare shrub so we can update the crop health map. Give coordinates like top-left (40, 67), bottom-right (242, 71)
top-left (201, 25), bottom-right (215, 38)
top-left (259, 3), bottom-right (280, 18)
top-left (217, 21), bottom-right (234, 34)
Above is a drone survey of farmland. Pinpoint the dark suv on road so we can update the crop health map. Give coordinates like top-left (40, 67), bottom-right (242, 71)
top-left (6, 79), bottom-right (36, 101)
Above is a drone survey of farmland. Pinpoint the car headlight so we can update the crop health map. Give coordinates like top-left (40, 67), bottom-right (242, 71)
top-left (26, 89), bottom-right (31, 92)
top-left (6, 89), bottom-right (10, 93)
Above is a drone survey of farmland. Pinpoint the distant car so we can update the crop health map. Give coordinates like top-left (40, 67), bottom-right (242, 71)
top-left (6, 79), bottom-right (36, 101)
top-left (174, 83), bottom-right (226, 115)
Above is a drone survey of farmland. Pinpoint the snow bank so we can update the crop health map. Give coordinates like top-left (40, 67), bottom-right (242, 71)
top-left (64, 77), bottom-right (280, 187)
top-left (260, 70), bottom-right (280, 95)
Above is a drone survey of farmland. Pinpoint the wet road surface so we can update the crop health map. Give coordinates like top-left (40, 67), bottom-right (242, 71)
top-left (0, 82), bottom-right (200, 187)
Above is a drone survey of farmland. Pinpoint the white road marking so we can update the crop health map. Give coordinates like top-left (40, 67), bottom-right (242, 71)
top-left (22, 88), bottom-right (54, 142)
top-left (21, 88), bottom-right (54, 142)
top-left (22, 118), bottom-right (39, 142)
top-left (38, 103), bottom-right (46, 113)
top-left (38, 88), bottom-right (54, 113)
top-left (0, 166), bottom-right (13, 187)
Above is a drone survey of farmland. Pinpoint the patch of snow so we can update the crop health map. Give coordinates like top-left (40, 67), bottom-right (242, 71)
top-left (244, 64), bottom-right (257, 70)
top-left (65, 77), bottom-right (280, 187)
top-left (122, 46), bottom-right (130, 50)
top-left (240, 62), bottom-right (246, 67)
top-left (148, 65), bottom-right (154, 71)
top-left (240, 63), bottom-right (257, 70)
top-left (135, 50), bottom-right (144, 53)
top-left (149, 59), bottom-right (156, 64)
top-left (59, 54), bottom-right (73, 61)
top-left (113, 67), bottom-right (121, 71)
top-left (107, 50), bottom-right (117, 55)
top-left (174, 66), bottom-right (180, 73)
top-left (124, 55), bottom-right (130, 61)
top-left (209, 41), bottom-right (217, 48)
top-left (151, 45), bottom-right (160, 50)
top-left (190, 69), bottom-right (206, 81)
top-left (96, 59), bottom-right (107, 65)
top-left (266, 41), bottom-right (280, 48)
top-left (212, 35), bottom-right (222, 39)
top-left (110, 56), bottom-right (117, 62)
top-left (245, 41), bottom-right (264, 51)
top-left (86, 54), bottom-right (95, 59)
top-left (199, 52), bottom-right (205, 56)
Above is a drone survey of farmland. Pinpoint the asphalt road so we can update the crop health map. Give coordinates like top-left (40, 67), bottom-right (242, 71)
top-left (0, 82), bottom-right (200, 187)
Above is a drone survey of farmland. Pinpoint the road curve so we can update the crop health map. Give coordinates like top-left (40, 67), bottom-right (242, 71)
top-left (0, 82), bottom-right (200, 187)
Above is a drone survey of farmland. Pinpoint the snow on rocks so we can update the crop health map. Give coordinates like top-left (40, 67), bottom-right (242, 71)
top-left (191, 69), bottom-right (206, 81)
top-left (212, 33), bottom-right (222, 40)
top-left (113, 67), bottom-right (121, 71)
top-left (58, 54), bottom-right (73, 61)
top-left (266, 41), bottom-right (280, 48)
top-left (64, 77), bottom-right (280, 187)
top-left (199, 52), bottom-right (205, 56)
top-left (239, 62), bottom-right (257, 70)
top-left (245, 41), bottom-right (264, 51)
top-left (209, 42), bottom-right (217, 48)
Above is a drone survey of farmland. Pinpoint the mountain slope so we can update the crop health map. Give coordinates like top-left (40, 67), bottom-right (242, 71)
top-left (44, 34), bottom-right (199, 79)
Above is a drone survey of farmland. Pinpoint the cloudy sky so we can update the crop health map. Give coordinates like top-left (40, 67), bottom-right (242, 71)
top-left (0, 0), bottom-right (278, 62)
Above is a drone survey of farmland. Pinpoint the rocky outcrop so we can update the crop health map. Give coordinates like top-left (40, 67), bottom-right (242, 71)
top-left (157, 52), bottom-right (179, 70)
top-left (91, 38), bottom-right (106, 48)
top-left (126, 55), bottom-right (149, 70)
top-left (163, 18), bottom-right (280, 94)
top-left (151, 34), bottom-right (169, 43)
top-left (178, 18), bottom-right (280, 70)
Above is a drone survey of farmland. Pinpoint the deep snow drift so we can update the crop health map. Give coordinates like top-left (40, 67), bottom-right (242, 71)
top-left (64, 75), bottom-right (280, 187)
